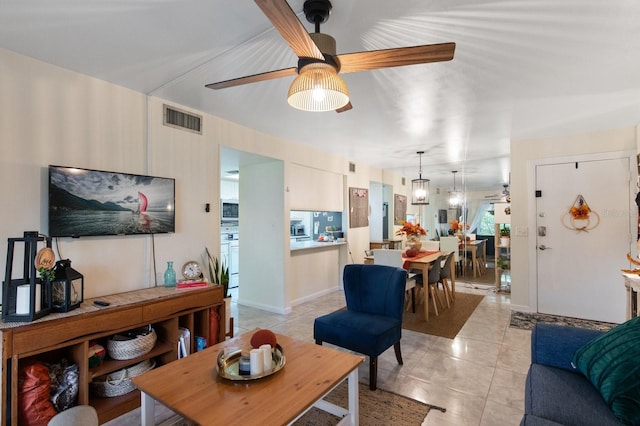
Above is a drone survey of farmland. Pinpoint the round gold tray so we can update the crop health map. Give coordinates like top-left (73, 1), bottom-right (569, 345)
top-left (216, 344), bottom-right (285, 381)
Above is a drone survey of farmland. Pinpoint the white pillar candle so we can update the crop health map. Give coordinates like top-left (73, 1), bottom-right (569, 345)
top-left (260, 344), bottom-right (272, 372)
top-left (16, 284), bottom-right (41, 315)
top-left (249, 348), bottom-right (264, 375)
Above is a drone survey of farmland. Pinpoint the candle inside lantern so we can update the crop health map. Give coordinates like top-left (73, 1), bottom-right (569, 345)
top-left (16, 284), bottom-right (41, 314)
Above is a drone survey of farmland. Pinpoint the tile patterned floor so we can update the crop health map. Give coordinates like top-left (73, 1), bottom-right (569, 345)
top-left (229, 281), bottom-right (530, 426)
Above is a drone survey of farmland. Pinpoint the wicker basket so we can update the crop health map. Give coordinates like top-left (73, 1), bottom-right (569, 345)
top-left (90, 359), bottom-right (156, 398)
top-left (107, 328), bottom-right (157, 360)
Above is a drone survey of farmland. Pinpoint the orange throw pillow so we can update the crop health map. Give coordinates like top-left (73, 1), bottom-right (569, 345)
top-left (18, 362), bottom-right (57, 426)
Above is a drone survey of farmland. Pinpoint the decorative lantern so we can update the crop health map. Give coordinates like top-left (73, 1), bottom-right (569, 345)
top-left (2, 231), bottom-right (53, 322)
top-left (50, 259), bottom-right (84, 313)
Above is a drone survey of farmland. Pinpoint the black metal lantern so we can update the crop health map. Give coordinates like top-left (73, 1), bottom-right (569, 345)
top-left (2, 231), bottom-right (53, 322)
top-left (411, 151), bottom-right (430, 205)
top-left (50, 259), bottom-right (84, 313)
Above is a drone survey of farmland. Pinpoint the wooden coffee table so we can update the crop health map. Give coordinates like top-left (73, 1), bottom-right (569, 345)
top-left (132, 332), bottom-right (364, 425)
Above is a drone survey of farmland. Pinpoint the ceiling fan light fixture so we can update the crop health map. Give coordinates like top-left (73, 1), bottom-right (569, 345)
top-left (287, 62), bottom-right (349, 112)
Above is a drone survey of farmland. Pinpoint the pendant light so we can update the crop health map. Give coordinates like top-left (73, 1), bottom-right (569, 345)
top-left (449, 170), bottom-right (462, 208)
top-left (287, 62), bottom-right (350, 112)
top-left (411, 151), bottom-right (430, 205)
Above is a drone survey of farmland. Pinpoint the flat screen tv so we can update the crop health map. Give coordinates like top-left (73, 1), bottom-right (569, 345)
top-left (48, 165), bottom-right (175, 237)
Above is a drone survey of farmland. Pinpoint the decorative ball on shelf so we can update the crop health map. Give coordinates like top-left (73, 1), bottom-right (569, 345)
top-left (88, 342), bottom-right (106, 368)
top-left (250, 329), bottom-right (277, 349)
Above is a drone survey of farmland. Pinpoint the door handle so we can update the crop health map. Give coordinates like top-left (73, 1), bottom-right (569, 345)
top-left (538, 245), bottom-right (551, 250)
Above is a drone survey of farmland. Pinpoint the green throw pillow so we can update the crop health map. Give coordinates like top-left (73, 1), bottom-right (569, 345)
top-left (572, 316), bottom-right (640, 425)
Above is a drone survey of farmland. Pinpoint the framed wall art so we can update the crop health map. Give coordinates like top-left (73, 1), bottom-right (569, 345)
top-left (349, 187), bottom-right (369, 228)
top-left (393, 194), bottom-right (407, 225)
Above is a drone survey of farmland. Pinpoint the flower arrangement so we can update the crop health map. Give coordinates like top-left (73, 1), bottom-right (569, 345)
top-left (570, 204), bottom-right (590, 219)
top-left (449, 220), bottom-right (469, 231)
top-left (395, 221), bottom-right (427, 238)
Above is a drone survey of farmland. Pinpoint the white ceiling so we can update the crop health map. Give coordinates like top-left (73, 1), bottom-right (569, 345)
top-left (3, 0), bottom-right (640, 192)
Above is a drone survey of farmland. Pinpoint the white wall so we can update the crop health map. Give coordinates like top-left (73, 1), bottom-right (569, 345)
top-left (510, 126), bottom-right (638, 311)
top-left (239, 160), bottom-right (286, 312)
top-left (1, 48), bottom-right (149, 297)
top-left (0, 48), bottom-right (414, 310)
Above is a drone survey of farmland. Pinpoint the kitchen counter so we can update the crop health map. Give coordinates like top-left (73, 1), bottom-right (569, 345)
top-left (290, 240), bottom-right (347, 251)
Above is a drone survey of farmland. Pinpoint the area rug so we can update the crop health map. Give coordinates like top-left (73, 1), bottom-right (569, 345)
top-left (293, 380), bottom-right (445, 425)
top-left (402, 291), bottom-right (484, 339)
top-left (510, 311), bottom-right (618, 331)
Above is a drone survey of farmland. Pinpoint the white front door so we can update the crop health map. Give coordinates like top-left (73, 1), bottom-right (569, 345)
top-left (536, 156), bottom-right (632, 323)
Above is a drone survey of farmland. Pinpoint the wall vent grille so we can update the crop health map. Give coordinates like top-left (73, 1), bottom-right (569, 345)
top-left (402, 177), bottom-right (406, 186)
top-left (163, 105), bottom-right (202, 134)
top-left (348, 162), bottom-right (356, 173)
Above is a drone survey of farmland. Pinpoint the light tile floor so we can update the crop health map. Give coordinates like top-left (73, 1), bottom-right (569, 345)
top-left (229, 280), bottom-right (530, 426)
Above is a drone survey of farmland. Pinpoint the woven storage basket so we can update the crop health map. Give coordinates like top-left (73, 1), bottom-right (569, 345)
top-left (107, 328), bottom-right (156, 360)
top-left (90, 359), bottom-right (155, 398)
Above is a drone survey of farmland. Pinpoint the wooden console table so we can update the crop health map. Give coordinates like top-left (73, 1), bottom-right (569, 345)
top-left (0, 285), bottom-right (224, 425)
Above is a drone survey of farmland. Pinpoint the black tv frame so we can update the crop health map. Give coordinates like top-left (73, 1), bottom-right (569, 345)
top-left (48, 165), bottom-right (175, 238)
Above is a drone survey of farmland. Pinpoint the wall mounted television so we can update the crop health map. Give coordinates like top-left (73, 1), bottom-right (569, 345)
top-left (48, 165), bottom-right (175, 237)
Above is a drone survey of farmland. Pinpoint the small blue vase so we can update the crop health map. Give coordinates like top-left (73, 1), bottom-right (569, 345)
top-left (164, 261), bottom-right (177, 287)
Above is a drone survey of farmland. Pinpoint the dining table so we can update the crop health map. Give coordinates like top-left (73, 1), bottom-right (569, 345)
top-left (459, 239), bottom-right (487, 278)
top-left (402, 250), bottom-right (455, 320)
top-left (365, 249), bottom-right (455, 321)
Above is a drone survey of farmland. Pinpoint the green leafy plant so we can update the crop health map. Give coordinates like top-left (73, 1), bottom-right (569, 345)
top-left (205, 247), bottom-right (230, 298)
top-left (497, 255), bottom-right (510, 270)
top-left (500, 226), bottom-right (510, 237)
top-left (38, 266), bottom-right (55, 282)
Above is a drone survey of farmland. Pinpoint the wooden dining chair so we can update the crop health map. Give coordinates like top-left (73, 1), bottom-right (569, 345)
top-left (473, 240), bottom-right (487, 275)
top-left (415, 254), bottom-right (444, 319)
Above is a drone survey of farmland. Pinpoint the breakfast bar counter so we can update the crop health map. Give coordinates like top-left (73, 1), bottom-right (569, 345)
top-left (290, 240), bottom-right (347, 251)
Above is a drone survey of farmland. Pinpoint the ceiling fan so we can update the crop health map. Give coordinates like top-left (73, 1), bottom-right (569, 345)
top-left (485, 184), bottom-right (511, 202)
top-left (205, 0), bottom-right (456, 112)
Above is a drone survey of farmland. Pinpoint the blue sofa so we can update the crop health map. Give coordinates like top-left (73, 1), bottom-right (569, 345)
top-left (521, 323), bottom-right (621, 425)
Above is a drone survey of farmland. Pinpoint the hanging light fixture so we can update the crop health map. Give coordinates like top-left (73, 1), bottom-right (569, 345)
top-left (411, 151), bottom-right (430, 205)
top-left (449, 170), bottom-right (462, 208)
top-left (287, 62), bottom-right (350, 112)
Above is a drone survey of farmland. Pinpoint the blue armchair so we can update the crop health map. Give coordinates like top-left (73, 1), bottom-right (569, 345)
top-left (313, 264), bottom-right (406, 390)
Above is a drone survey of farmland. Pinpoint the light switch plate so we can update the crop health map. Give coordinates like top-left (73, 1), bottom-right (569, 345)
top-left (516, 226), bottom-right (528, 237)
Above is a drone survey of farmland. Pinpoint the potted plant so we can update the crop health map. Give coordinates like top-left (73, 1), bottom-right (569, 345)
top-left (205, 248), bottom-right (231, 337)
top-left (499, 226), bottom-right (510, 247)
top-left (497, 255), bottom-right (510, 270)
top-left (395, 221), bottom-right (427, 256)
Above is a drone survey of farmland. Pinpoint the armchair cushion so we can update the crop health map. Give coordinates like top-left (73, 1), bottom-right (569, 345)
top-left (572, 316), bottom-right (640, 425)
top-left (314, 309), bottom-right (401, 357)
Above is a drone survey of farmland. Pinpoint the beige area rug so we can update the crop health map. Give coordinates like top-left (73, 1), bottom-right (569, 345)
top-left (403, 291), bottom-right (485, 339)
top-left (293, 380), bottom-right (445, 425)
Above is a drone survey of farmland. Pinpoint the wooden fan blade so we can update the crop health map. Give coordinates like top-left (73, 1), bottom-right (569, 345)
top-left (336, 101), bottom-right (352, 113)
top-left (206, 67), bottom-right (297, 90)
top-left (255, 0), bottom-right (324, 60)
top-left (336, 42), bottom-right (455, 74)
